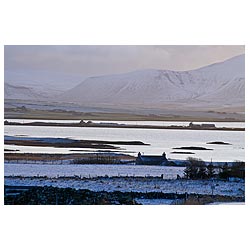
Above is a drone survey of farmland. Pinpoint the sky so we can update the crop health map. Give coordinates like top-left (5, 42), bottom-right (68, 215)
top-left (4, 45), bottom-right (244, 90)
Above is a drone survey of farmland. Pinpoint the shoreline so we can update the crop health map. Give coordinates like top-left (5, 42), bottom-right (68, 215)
top-left (4, 120), bottom-right (245, 131)
top-left (4, 114), bottom-right (245, 123)
top-left (4, 151), bottom-right (244, 167)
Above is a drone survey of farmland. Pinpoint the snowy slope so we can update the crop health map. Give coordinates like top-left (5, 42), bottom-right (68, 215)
top-left (58, 55), bottom-right (245, 110)
top-left (4, 82), bottom-right (67, 100)
top-left (4, 83), bottom-right (46, 100)
top-left (21, 83), bottom-right (65, 98)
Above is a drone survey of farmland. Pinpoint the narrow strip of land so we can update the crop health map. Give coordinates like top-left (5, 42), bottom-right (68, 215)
top-left (4, 120), bottom-right (245, 131)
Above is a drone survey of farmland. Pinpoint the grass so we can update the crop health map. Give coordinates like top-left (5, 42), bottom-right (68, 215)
top-left (4, 152), bottom-right (135, 163)
top-left (4, 107), bottom-right (245, 122)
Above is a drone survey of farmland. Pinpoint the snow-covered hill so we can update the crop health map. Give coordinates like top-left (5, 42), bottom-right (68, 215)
top-left (4, 81), bottom-right (67, 100)
top-left (58, 55), bottom-right (245, 111)
top-left (4, 83), bottom-right (45, 100)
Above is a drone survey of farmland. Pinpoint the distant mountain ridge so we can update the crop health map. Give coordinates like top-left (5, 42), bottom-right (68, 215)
top-left (4, 83), bottom-right (44, 100)
top-left (58, 55), bottom-right (245, 111)
top-left (5, 55), bottom-right (245, 116)
top-left (4, 82), bottom-right (67, 101)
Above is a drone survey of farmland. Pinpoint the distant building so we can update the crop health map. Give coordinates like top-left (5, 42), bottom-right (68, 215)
top-left (188, 122), bottom-right (200, 128)
top-left (201, 123), bottom-right (216, 128)
top-left (136, 152), bottom-right (168, 166)
top-left (188, 122), bottom-right (215, 128)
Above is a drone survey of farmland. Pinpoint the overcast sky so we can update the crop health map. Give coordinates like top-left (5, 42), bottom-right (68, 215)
top-left (5, 45), bottom-right (244, 89)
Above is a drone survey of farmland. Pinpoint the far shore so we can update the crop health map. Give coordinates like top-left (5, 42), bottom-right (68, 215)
top-left (4, 120), bottom-right (245, 131)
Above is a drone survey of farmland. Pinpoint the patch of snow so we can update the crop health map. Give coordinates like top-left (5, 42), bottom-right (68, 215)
top-left (135, 198), bottom-right (175, 205)
top-left (209, 202), bottom-right (245, 205)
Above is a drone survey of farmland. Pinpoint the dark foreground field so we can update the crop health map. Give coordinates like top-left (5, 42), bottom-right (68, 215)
top-left (4, 185), bottom-right (244, 205)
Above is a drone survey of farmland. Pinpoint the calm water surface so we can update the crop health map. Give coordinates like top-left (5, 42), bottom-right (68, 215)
top-left (4, 120), bottom-right (245, 162)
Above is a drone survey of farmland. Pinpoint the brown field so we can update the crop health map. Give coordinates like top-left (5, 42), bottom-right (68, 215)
top-left (4, 107), bottom-right (245, 122)
top-left (4, 152), bottom-right (136, 162)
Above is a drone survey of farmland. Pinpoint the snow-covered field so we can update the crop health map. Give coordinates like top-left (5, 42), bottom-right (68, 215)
top-left (4, 163), bottom-right (184, 178)
top-left (4, 177), bottom-right (245, 197)
top-left (134, 198), bottom-right (176, 205)
top-left (4, 162), bottom-right (244, 198)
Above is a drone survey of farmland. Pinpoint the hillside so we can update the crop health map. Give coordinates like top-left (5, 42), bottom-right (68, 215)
top-left (58, 55), bottom-right (245, 113)
top-left (4, 83), bottom-right (45, 100)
